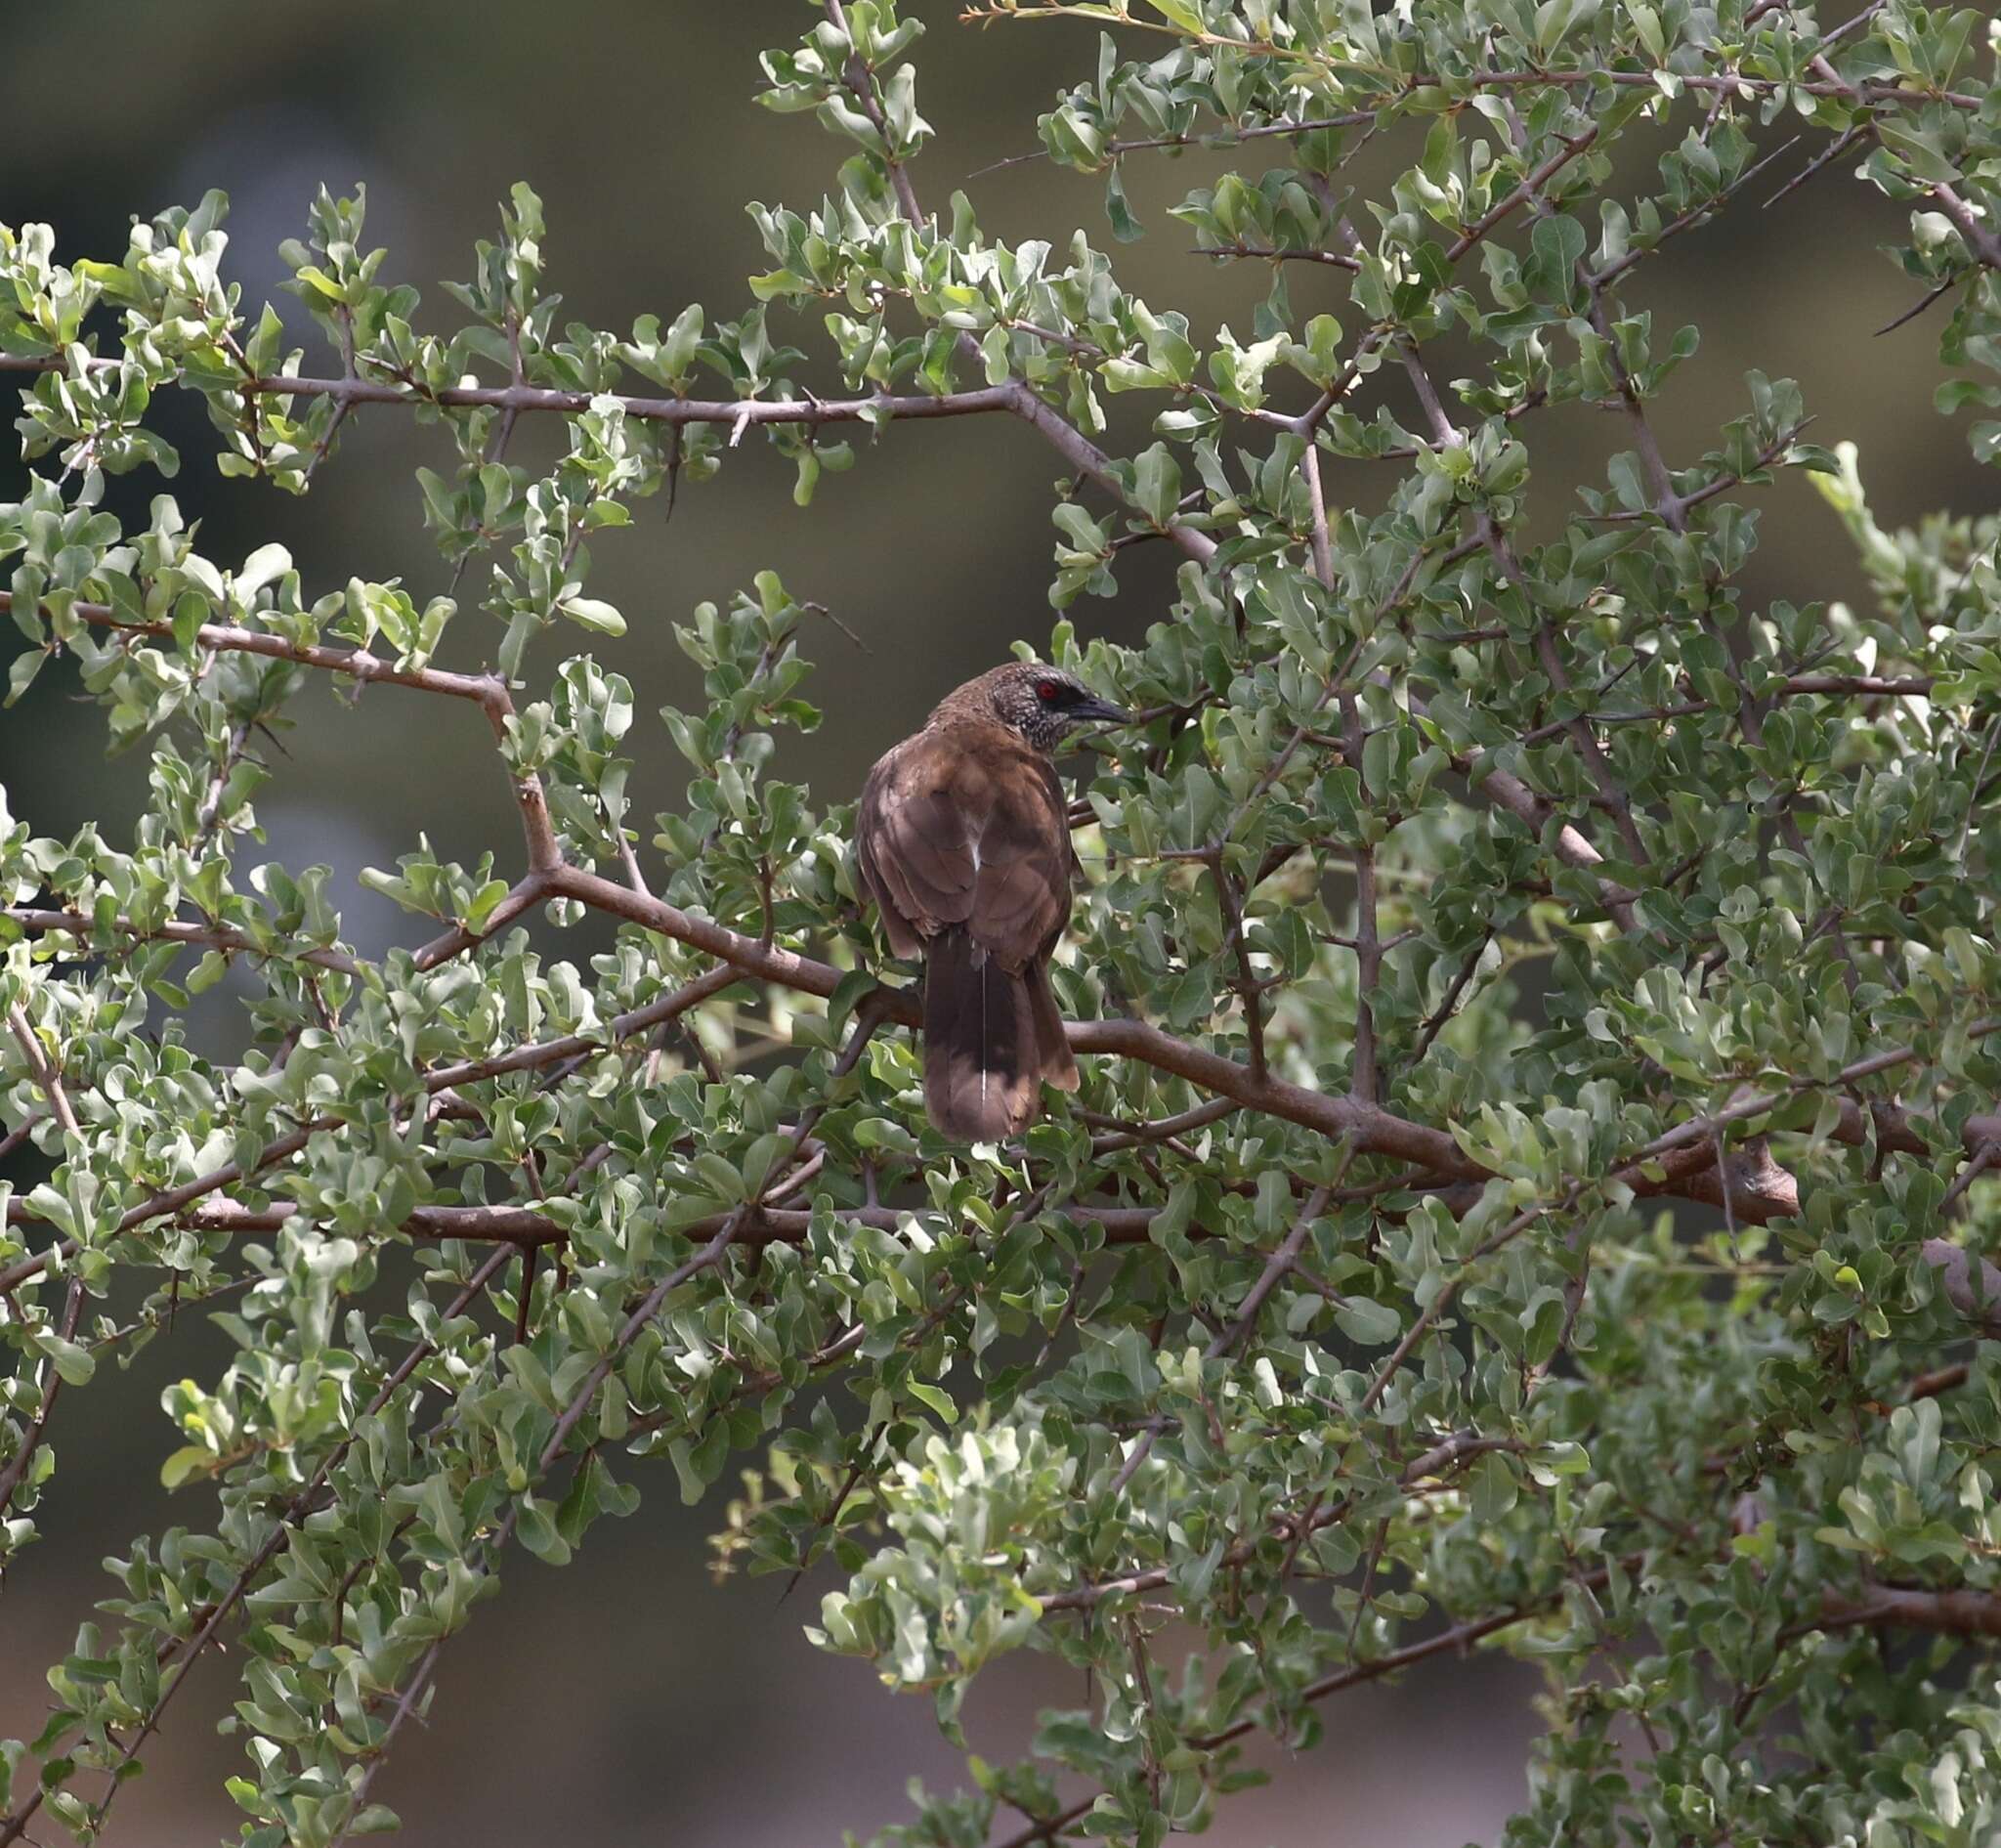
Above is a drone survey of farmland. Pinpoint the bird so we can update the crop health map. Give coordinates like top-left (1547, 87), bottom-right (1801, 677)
top-left (855, 661), bottom-right (1130, 1141)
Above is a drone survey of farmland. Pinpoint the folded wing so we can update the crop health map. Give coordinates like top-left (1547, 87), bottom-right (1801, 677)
top-left (857, 734), bottom-right (1073, 968)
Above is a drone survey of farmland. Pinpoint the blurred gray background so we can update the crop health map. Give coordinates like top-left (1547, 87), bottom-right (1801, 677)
top-left (1, 3), bottom-right (1989, 1842)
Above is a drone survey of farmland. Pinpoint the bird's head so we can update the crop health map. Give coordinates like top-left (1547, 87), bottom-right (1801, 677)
top-left (984, 662), bottom-right (1131, 752)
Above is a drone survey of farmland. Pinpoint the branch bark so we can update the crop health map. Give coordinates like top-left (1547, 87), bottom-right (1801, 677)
top-left (0, 355), bottom-right (1025, 431)
top-left (15, 845), bottom-right (1995, 1300)
top-left (6, 1000), bottom-right (81, 1138)
top-left (0, 588), bottom-right (564, 875)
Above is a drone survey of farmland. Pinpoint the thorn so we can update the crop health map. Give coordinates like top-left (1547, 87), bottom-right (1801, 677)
top-left (1874, 272), bottom-right (1964, 336)
top-left (799, 599), bottom-right (869, 652)
top-left (514, 1246), bottom-right (536, 1348)
top-left (1765, 121), bottom-right (1873, 210)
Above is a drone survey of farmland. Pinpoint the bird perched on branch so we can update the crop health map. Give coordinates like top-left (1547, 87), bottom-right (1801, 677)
top-left (856, 661), bottom-right (1129, 1141)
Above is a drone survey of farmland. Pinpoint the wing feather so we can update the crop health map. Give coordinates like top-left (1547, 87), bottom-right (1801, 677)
top-left (856, 725), bottom-right (1073, 968)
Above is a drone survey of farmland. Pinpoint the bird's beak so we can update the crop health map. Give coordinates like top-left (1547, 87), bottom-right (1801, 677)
top-left (1073, 693), bottom-right (1132, 726)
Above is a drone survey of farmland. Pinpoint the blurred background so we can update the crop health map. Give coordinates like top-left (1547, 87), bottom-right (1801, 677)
top-left (2, 3), bottom-right (1991, 1842)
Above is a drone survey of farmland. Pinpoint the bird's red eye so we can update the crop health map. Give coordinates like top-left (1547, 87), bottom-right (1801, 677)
top-left (1036, 680), bottom-right (1060, 703)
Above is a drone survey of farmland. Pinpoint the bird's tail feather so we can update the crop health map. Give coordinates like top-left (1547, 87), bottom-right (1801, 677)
top-left (923, 928), bottom-right (1067, 1140)
top-left (1026, 958), bottom-right (1078, 1095)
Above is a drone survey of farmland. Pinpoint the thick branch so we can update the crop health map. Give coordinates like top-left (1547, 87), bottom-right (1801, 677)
top-left (1823, 1582), bottom-right (2001, 1640)
top-left (7, 907), bottom-right (363, 977)
top-left (0, 589), bottom-right (563, 876)
top-left (1929, 183), bottom-right (2001, 270)
top-left (0, 355), bottom-right (1023, 431)
top-left (15, 833), bottom-right (1992, 1305)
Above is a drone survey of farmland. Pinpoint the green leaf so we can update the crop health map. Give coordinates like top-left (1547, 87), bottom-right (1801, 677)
top-left (1469, 1453), bottom-right (1518, 1524)
top-left (40, 1337), bottom-right (94, 1388)
top-left (159, 1446), bottom-right (211, 1489)
top-left (1334, 1298), bottom-right (1401, 1346)
top-left (1131, 443), bottom-right (1182, 527)
top-left (561, 597), bottom-right (627, 637)
top-left (908, 1382), bottom-right (958, 1425)
top-left (516, 1497), bottom-right (573, 1565)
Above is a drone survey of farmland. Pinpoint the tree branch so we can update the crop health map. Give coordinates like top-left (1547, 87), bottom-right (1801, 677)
top-left (0, 588), bottom-right (565, 875)
top-left (0, 355), bottom-right (1025, 431)
top-left (6, 1000), bottom-right (81, 1138)
top-left (1930, 182), bottom-right (2001, 271)
top-left (6, 906), bottom-right (364, 977)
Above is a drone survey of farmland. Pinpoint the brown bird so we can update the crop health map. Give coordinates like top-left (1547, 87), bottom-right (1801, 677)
top-left (856, 661), bottom-right (1130, 1141)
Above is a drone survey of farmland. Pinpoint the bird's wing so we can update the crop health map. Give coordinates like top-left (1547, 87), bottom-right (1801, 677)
top-left (856, 731), bottom-right (1073, 969)
top-left (857, 737), bottom-right (974, 957)
top-left (958, 749), bottom-right (1073, 969)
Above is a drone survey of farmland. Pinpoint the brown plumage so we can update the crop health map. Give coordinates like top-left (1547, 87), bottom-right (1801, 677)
top-left (856, 662), bottom-right (1129, 1141)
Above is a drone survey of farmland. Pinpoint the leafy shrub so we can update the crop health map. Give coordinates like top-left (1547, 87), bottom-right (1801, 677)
top-left (6, 3), bottom-right (2001, 1843)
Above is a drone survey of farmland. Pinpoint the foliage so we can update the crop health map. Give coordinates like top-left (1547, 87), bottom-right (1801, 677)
top-left (6, 2), bottom-right (2001, 1843)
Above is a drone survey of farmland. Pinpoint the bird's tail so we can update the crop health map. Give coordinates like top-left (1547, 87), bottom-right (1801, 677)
top-left (923, 928), bottom-right (1075, 1141)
